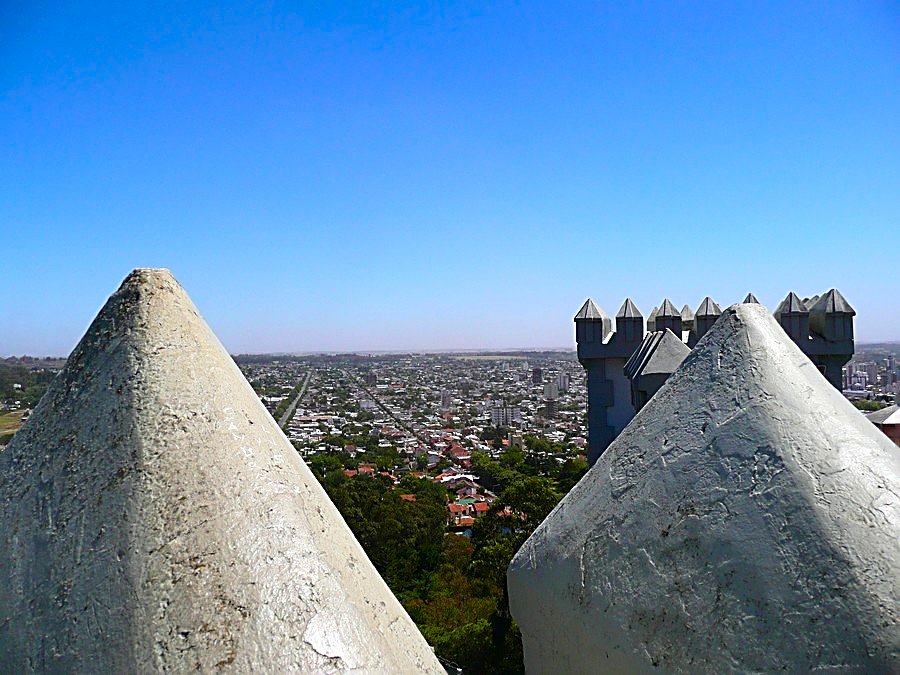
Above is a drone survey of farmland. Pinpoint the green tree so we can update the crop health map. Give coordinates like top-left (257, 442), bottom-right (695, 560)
top-left (466, 475), bottom-right (564, 673)
top-left (853, 399), bottom-right (889, 412)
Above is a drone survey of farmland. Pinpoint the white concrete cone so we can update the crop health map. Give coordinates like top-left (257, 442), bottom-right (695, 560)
top-left (0, 269), bottom-right (442, 674)
top-left (509, 303), bottom-right (899, 673)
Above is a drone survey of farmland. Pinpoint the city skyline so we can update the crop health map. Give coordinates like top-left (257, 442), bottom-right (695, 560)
top-left (3, 3), bottom-right (898, 355)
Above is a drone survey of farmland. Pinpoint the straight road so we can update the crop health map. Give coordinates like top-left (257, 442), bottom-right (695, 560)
top-left (278, 370), bottom-right (313, 429)
top-left (342, 369), bottom-right (421, 439)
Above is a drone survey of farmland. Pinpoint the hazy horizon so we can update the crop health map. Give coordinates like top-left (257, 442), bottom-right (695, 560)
top-left (5, 336), bottom-right (900, 362)
top-left (3, 3), bottom-right (898, 355)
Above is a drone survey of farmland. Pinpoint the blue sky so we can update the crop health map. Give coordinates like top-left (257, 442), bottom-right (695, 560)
top-left (2, 1), bottom-right (897, 355)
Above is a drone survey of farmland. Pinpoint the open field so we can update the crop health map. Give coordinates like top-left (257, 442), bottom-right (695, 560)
top-left (0, 410), bottom-right (27, 437)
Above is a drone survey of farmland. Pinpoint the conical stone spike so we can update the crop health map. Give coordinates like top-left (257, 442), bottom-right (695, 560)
top-left (657, 298), bottom-right (680, 316)
top-left (775, 291), bottom-right (808, 315)
top-left (810, 288), bottom-right (855, 315)
top-left (574, 298), bottom-right (607, 320)
top-left (616, 298), bottom-right (642, 318)
top-left (0, 269), bottom-right (443, 673)
top-left (508, 303), bottom-right (899, 673)
top-left (647, 306), bottom-right (659, 331)
top-left (695, 296), bottom-right (722, 317)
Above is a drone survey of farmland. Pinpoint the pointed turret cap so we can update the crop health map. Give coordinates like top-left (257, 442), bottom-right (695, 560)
top-left (0, 269), bottom-right (442, 673)
top-left (574, 298), bottom-right (609, 321)
top-left (633, 329), bottom-right (690, 377)
top-left (695, 296), bottom-right (722, 317)
top-left (616, 298), bottom-right (642, 318)
top-left (646, 305), bottom-right (659, 331)
top-left (624, 331), bottom-right (659, 379)
top-left (509, 304), bottom-right (900, 672)
top-left (775, 291), bottom-right (808, 315)
top-left (743, 292), bottom-right (760, 304)
top-left (680, 304), bottom-right (695, 321)
top-left (657, 298), bottom-right (679, 317)
top-left (810, 288), bottom-right (855, 315)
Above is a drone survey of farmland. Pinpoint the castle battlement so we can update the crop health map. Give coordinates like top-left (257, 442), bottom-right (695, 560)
top-left (510, 303), bottom-right (899, 673)
top-left (576, 290), bottom-right (856, 464)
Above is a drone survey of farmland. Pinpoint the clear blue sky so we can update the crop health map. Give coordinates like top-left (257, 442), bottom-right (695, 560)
top-left (2, 2), bottom-right (897, 355)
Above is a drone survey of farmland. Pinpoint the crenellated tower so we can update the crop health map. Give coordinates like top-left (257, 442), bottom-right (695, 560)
top-left (574, 298), bottom-right (644, 465)
top-left (774, 290), bottom-right (856, 388)
top-left (513, 303), bottom-right (897, 674)
top-left (576, 289), bottom-right (856, 465)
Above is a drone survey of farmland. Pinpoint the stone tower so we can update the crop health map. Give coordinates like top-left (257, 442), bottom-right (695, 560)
top-left (574, 298), bottom-right (644, 465)
top-left (0, 270), bottom-right (442, 673)
top-left (806, 289), bottom-right (856, 389)
top-left (776, 289), bottom-right (855, 389)
top-left (511, 304), bottom-right (899, 673)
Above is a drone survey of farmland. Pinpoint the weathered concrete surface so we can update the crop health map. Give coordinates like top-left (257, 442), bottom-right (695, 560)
top-left (0, 269), bottom-right (442, 673)
top-left (509, 304), bottom-right (900, 673)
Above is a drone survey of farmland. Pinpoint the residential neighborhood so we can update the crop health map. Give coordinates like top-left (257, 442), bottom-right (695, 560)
top-left (236, 351), bottom-right (588, 531)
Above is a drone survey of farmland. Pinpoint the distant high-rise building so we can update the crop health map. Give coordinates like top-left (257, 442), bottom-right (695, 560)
top-left (543, 399), bottom-right (558, 419)
top-left (557, 372), bottom-right (570, 393)
top-left (491, 403), bottom-right (520, 427)
top-left (543, 382), bottom-right (559, 400)
top-left (866, 363), bottom-right (878, 384)
top-left (543, 381), bottom-right (559, 419)
top-left (440, 389), bottom-right (452, 411)
top-left (532, 367), bottom-right (542, 385)
top-left (365, 371), bottom-right (377, 386)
